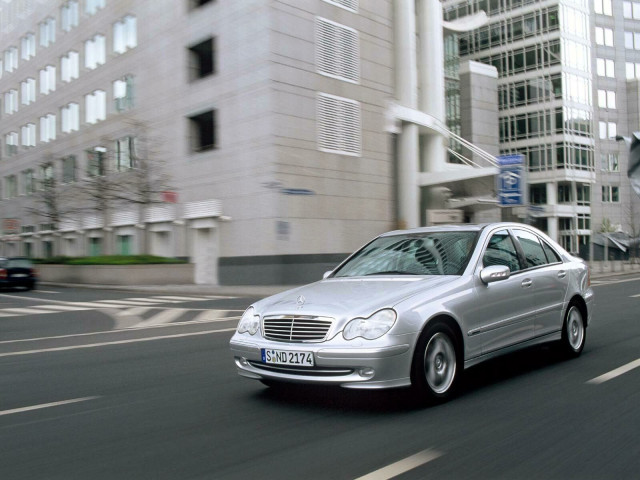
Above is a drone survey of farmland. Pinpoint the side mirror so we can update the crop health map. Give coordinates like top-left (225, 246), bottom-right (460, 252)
top-left (480, 265), bottom-right (510, 284)
top-left (323, 271), bottom-right (333, 279)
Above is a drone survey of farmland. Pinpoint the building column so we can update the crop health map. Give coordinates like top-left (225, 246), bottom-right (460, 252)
top-left (417, 0), bottom-right (446, 173)
top-left (394, 0), bottom-right (420, 229)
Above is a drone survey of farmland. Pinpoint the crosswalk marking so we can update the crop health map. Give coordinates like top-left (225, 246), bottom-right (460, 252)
top-left (133, 308), bottom-right (188, 328)
top-left (192, 310), bottom-right (242, 323)
top-left (0, 295), bottom-right (240, 318)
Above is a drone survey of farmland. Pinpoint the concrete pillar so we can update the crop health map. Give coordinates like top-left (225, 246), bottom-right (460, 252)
top-left (394, 0), bottom-right (420, 229)
top-left (417, 0), bottom-right (446, 173)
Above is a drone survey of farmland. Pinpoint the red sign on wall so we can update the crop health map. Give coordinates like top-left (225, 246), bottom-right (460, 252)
top-left (2, 218), bottom-right (20, 235)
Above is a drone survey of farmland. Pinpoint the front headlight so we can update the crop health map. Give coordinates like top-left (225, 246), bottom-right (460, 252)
top-left (237, 307), bottom-right (260, 335)
top-left (343, 309), bottom-right (397, 340)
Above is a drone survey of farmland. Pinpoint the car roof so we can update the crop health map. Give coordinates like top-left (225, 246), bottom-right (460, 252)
top-left (379, 222), bottom-right (545, 237)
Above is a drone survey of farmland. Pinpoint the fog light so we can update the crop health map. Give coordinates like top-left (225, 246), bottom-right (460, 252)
top-left (239, 357), bottom-right (249, 367)
top-left (358, 367), bottom-right (374, 377)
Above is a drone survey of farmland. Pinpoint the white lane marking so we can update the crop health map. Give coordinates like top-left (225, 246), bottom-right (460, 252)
top-left (354, 449), bottom-right (444, 480)
top-left (133, 308), bottom-right (187, 328)
top-left (0, 328), bottom-right (236, 357)
top-left (30, 305), bottom-right (90, 311)
top-left (631, 294), bottom-right (640, 297)
top-left (0, 396), bottom-right (99, 417)
top-left (152, 295), bottom-right (212, 301)
top-left (93, 299), bottom-right (160, 306)
top-left (117, 307), bottom-right (152, 317)
top-left (64, 302), bottom-right (131, 308)
top-left (0, 307), bottom-right (62, 315)
top-left (592, 276), bottom-right (640, 287)
top-left (192, 310), bottom-right (242, 323)
top-left (587, 358), bottom-right (640, 384)
top-left (30, 290), bottom-right (59, 294)
top-left (125, 297), bottom-right (181, 303)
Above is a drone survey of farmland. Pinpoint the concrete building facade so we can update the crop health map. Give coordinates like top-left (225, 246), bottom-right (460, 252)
top-left (1, 0), bottom-right (502, 285)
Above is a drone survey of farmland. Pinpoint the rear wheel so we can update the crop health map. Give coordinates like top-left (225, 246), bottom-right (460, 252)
top-left (560, 303), bottom-right (586, 357)
top-left (411, 322), bottom-right (461, 403)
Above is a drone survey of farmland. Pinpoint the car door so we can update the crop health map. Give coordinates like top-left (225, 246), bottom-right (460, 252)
top-left (471, 229), bottom-right (536, 355)
top-left (511, 229), bottom-right (568, 338)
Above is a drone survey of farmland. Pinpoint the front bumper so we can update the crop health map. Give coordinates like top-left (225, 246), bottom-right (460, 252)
top-left (229, 333), bottom-right (415, 389)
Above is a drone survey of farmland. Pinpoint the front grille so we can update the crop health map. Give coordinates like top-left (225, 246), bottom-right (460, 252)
top-left (249, 361), bottom-right (353, 377)
top-left (262, 315), bottom-right (333, 342)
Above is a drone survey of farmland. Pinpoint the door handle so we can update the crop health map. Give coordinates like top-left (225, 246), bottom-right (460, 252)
top-left (521, 279), bottom-right (533, 288)
top-left (558, 271), bottom-right (567, 278)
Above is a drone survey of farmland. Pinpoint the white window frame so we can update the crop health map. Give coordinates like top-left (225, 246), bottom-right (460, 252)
top-left (4, 89), bottom-right (18, 114)
top-left (39, 17), bottom-right (56, 47)
top-left (21, 33), bottom-right (35, 60)
top-left (84, 34), bottom-right (106, 70)
top-left (61, 50), bottom-right (79, 82)
top-left (39, 65), bottom-right (56, 95)
top-left (61, 1), bottom-right (79, 32)
top-left (40, 114), bottom-right (56, 143)
top-left (113, 15), bottom-right (137, 54)
top-left (61, 102), bottom-right (80, 133)
top-left (21, 78), bottom-right (36, 105)
top-left (21, 123), bottom-right (36, 147)
top-left (85, 90), bottom-right (106, 124)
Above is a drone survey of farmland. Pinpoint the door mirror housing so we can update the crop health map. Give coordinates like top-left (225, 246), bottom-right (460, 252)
top-left (480, 265), bottom-right (511, 284)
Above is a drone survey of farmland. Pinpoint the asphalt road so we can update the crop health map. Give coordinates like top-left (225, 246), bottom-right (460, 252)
top-left (0, 277), bottom-right (639, 479)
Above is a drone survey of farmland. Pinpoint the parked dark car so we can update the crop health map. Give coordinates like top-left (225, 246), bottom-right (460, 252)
top-left (0, 257), bottom-right (37, 290)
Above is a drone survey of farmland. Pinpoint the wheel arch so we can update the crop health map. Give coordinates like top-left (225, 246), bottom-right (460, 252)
top-left (568, 294), bottom-right (588, 327)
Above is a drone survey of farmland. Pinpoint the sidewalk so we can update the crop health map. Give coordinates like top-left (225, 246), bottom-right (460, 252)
top-left (41, 266), bottom-right (639, 298)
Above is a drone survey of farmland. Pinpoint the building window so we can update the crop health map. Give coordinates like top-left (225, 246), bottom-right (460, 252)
top-left (577, 185), bottom-right (591, 206)
top-left (40, 163), bottom-right (55, 189)
top-left (5, 132), bottom-right (18, 157)
top-left (557, 183), bottom-right (572, 203)
top-left (597, 89), bottom-right (616, 109)
top-left (322, 0), bottom-right (358, 12)
top-left (596, 58), bottom-right (614, 77)
top-left (22, 169), bottom-right (36, 195)
top-left (602, 185), bottom-right (619, 203)
top-left (113, 75), bottom-right (134, 112)
top-left (188, 110), bottom-right (216, 152)
top-left (316, 17), bottom-right (359, 83)
top-left (594, 0), bottom-right (613, 15)
top-left (4, 89), bottom-right (18, 114)
top-left (87, 147), bottom-right (107, 176)
top-left (601, 153), bottom-right (619, 172)
top-left (61, 51), bottom-right (79, 82)
top-left (595, 27), bottom-right (614, 47)
top-left (529, 184), bottom-right (547, 204)
top-left (39, 65), bottom-right (56, 94)
top-left (317, 93), bottom-right (361, 156)
top-left (61, 102), bottom-right (80, 133)
top-left (4, 47), bottom-right (18, 72)
top-left (85, 90), bottom-right (106, 124)
top-left (62, 155), bottom-right (76, 183)
top-left (116, 136), bottom-right (136, 171)
top-left (39, 114), bottom-right (56, 143)
top-left (188, 37), bottom-right (215, 80)
top-left (39, 17), bottom-right (56, 47)
top-left (577, 214), bottom-right (591, 230)
top-left (625, 1), bottom-right (640, 19)
top-left (85, 34), bottom-right (106, 70)
top-left (86, 0), bottom-right (105, 15)
top-left (190, 0), bottom-right (214, 8)
top-left (61, 1), bottom-right (79, 32)
top-left (20, 78), bottom-right (36, 105)
top-left (4, 175), bottom-right (17, 199)
top-left (113, 15), bottom-right (137, 54)
top-left (21, 123), bottom-right (36, 148)
top-left (117, 235), bottom-right (132, 255)
top-left (598, 121), bottom-right (616, 140)
top-left (21, 33), bottom-right (36, 60)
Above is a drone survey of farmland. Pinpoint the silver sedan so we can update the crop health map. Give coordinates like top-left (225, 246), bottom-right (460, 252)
top-left (229, 223), bottom-right (594, 402)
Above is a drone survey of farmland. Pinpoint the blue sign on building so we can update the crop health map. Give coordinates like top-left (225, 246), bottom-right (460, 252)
top-left (497, 154), bottom-right (526, 206)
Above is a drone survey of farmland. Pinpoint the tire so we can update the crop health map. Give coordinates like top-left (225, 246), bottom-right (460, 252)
top-left (411, 322), bottom-right (461, 403)
top-left (560, 302), bottom-right (586, 357)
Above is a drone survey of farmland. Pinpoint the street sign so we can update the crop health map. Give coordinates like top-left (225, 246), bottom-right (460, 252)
top-left (497, 154), bottom-right (526, 206)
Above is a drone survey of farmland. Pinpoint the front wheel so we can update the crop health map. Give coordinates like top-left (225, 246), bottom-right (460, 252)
top-left (411, 322), bottom-right (461, 403)
top-left (560, 303), bottom-right (586, 357)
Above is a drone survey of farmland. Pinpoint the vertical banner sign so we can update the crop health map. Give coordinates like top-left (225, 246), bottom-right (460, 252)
top-left (497, 154), bottom-right (526, 206)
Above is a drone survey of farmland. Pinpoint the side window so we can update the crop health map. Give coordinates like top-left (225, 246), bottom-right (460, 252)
top-left (483, 230), bottom-right (522, 272)
top-left (541, 239), bottom-right (562, 264)
top-left (513, 229), bottom-right (547, 268)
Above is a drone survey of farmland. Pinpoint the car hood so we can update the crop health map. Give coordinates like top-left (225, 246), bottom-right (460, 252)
top-left (252, 276), bottom-right (459, 319)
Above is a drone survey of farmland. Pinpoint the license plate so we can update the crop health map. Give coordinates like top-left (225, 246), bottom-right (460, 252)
top-left (261, 348), bottom-right (314, 367)
top-left (12, 274), bottom-right (27, 278)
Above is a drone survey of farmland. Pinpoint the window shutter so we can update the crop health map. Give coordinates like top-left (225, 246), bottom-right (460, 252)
top-left (317, 93), bottom-right (361, 156)
top-left (316, 17), bottom-right (359, 83)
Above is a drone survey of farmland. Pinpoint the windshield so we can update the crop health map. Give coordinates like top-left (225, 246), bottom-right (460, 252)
top-left (333, 231), bottom-right (478, 277)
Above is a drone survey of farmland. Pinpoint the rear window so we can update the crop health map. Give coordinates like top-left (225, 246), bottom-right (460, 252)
top-left (7, 258), bottom-right (33, 269)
